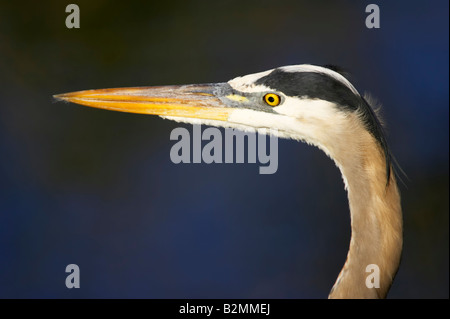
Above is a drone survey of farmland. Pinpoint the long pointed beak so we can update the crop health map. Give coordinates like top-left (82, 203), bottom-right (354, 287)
top-left (54, 83), bottom-right (234, 121)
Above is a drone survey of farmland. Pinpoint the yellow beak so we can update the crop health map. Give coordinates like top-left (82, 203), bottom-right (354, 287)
top-left (54, 84), bottom-right (234, 121)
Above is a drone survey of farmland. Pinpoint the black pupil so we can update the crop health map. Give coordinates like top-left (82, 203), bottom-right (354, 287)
top-left (268, 96), bottom-right (275, 103)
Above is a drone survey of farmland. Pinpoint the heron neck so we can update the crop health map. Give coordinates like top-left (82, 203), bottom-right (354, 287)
top-left (327, 129), bottom-right (403, 299)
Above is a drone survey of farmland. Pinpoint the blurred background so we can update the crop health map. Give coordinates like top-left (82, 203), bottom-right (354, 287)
top-left (0, 0), bottom-right (448, 298)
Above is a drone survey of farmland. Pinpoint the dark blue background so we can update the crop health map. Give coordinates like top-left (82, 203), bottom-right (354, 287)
top-left (0, 0), bottom-right (448, 298)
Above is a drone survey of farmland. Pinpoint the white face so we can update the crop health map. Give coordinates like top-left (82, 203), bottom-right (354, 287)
top-left (224, 65), bottom-right (351, 148)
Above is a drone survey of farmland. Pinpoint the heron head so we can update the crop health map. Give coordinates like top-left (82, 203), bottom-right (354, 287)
top-left (54, 64), bottom-right (390, 178)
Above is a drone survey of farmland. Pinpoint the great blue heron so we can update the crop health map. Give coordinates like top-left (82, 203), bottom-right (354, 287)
top-left (54, 64), bottom-right (403, 298)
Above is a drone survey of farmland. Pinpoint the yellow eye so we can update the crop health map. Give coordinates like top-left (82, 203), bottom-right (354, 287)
top-left (263, 93), bottom-right (281, 106)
